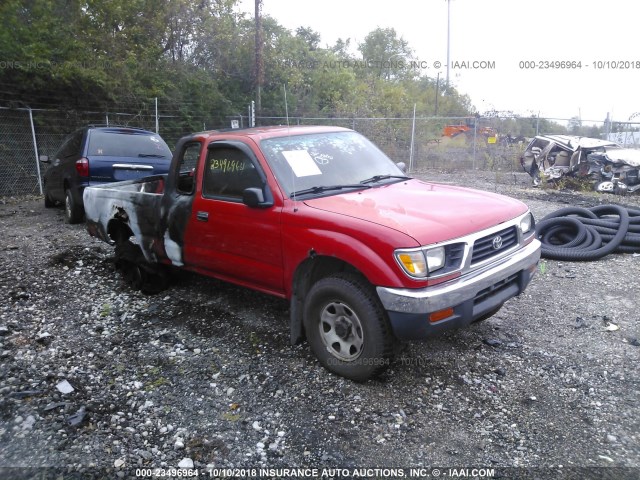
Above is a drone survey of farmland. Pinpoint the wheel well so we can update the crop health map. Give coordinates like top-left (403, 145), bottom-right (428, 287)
top-left (295, 256), bottom-right (364, 297)
top-left (289, 255), bottom-right (368, 345)
top-left (107, 219), bottom-right (134, 244)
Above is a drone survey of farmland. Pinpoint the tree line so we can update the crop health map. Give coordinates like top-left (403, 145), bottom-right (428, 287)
top-left (1, 0), bottom-right (576, 138)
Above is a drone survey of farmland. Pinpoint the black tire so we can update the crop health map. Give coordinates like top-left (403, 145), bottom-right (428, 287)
top-left (114, 241), bottom-right (169, 294)
top-left (64, 189), bottom-right (84, 224)
top-left (44, 188), bottom-right (55, 208)
top-left (303, 273), bottom-right (394, 382)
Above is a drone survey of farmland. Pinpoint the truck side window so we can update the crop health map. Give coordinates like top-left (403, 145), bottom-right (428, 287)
top-left (203, 147), bottom-right (262, 200)
top-left (176, 142), bottom-right (201, 195)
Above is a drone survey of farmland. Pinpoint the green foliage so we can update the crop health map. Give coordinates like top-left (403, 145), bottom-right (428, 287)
top-left (357, 27), bottom-right (415, 81)
top-left (222, 412), bottom-right (242, 422)
top-left (0, 1), bottom-right (473, 126)
top-left (145, 376), bottom-right (170, 390)
top-left (100, 303), bottom-right (112, 317)
top-left (539, 261), bottom-right (547, 275)
top-left (480, 110), bottom-right (570, 138)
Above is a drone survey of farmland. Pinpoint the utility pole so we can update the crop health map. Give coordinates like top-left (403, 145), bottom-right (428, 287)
top-left (435, 72), bottom-right (440, 116)
top-left (446, 0), bottom-right (451, 88)
top-left (254, 0), bottom-right (263, 120)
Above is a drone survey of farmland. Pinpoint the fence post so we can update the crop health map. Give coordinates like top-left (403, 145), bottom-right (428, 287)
top-left (155, 97), bottom-right (159, 133)
top-left (409, 103), bottom-right (416, 172)
top-left (28, 107), bottom-right (43, 195)
top-left (472, 119), bottom-right (477, 169)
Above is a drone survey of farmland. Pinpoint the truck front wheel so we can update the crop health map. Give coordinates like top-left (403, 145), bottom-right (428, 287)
top-left (303, 274), bottom-right (393, 382)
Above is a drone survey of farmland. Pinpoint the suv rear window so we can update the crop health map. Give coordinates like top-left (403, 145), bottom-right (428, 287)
top-left (87, 130), bottom-right (171, 158)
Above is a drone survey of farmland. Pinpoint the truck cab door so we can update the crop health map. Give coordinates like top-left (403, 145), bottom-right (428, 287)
top-left (184, 141), bottom-right (284, 295)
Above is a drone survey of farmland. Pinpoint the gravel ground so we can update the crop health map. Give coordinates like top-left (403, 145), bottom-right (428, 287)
top-left (0, 170), bottom-right (639, 479)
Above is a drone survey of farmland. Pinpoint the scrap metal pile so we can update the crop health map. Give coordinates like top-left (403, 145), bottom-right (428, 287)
top-left (521, 135), bottom-right (640, 194)
top-left (536, 205), bottom-right (640, 260)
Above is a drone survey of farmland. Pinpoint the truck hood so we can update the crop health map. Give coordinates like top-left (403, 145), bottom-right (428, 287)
top-left (304, 179), bottom-right (528, 245)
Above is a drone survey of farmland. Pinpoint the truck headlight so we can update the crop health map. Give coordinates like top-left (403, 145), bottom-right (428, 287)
top-left (395, 246), bottom-right (446, 278)
top-left (425, 246), bottom-right (445, 272)
top-left (520, 213), bottom-right (533, 234)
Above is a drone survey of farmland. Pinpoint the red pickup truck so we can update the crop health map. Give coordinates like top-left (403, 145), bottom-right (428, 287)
top-left (83, 126), bottom-right (541, 381)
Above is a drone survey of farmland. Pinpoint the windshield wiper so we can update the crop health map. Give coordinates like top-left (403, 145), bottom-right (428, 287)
top-left (291, 184), bottom-right (371, 198)
top-left (360, 174), bottom-right (411, 185)
top-left (138, 153), bottom-right (167, 158)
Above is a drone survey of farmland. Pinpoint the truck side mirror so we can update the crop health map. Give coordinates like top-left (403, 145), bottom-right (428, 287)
top-left (39, 155), bottom-right (50, 163)
top-left (396, 162), bottom-right (407, 173)
top-left (243, 187), bottom-right (273, 208)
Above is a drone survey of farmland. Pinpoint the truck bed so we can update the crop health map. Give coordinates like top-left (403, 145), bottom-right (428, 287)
top-left (83, 175), bottom-right (167, 258)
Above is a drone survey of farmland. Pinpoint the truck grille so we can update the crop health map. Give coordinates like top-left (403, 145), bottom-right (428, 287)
top-left (471, 226), bottom-right (517, 265)
top-left (445, 243), bottom-right (465, 269)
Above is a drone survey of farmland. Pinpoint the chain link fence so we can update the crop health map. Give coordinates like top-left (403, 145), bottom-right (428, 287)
top-left (244, 115), bottom-right (537, 173)
top-left (1, 104), bottom-right (622, 196)
top-left (0, 108), bottom-right (41, 196)
top-left (0, 105), bottom-right (207, 196)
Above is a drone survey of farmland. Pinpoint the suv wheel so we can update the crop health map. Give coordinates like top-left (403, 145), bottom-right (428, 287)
top-left (44, 190), bottom-right (55, 208)
top-left (64, 189), bottom-right (84, 224)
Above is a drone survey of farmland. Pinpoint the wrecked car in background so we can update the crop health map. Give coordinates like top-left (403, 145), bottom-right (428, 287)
top-left (520, 134), bottom-right (640, 194)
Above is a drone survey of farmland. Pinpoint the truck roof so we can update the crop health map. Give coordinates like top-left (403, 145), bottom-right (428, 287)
top-left (190, 125), bottom-right (352, 142)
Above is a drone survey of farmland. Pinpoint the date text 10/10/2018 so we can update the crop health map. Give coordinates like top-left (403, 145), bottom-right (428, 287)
top-left (518, 60), bottom-right (640, 69)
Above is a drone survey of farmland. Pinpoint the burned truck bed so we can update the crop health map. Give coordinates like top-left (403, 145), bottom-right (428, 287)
top-left (83, 175), bottom-right (167, 260)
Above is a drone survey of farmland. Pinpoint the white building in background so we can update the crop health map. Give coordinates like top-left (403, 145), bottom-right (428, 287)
top-left (608, 132), bottom-right (640, 148)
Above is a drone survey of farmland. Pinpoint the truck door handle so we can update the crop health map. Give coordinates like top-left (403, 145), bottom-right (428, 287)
top-left (196, 211), bottom-right (209, 222)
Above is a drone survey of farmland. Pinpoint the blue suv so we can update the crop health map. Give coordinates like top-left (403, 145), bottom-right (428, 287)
top-left (41, 126), bottom-right (172, 223)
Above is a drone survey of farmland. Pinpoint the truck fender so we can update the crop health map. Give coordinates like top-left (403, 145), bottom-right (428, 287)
top-left (287, 231), bottom-right (404, 345)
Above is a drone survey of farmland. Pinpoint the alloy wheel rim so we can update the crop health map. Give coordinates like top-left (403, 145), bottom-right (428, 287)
top-left (318, 301), bottom-right (364, 362)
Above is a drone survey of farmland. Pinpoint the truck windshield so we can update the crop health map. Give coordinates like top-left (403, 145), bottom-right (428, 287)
top-left (260, 131), bottom-right (407, 198)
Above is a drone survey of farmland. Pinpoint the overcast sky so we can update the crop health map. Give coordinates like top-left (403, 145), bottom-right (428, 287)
top-left (237, 0), bottom-right (640, 125)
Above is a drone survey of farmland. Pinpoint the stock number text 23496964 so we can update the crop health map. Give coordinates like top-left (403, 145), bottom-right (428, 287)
top-left (518, 60), bottom-right (583, 69)
top-left (209, 158), bottom-right (245, 173)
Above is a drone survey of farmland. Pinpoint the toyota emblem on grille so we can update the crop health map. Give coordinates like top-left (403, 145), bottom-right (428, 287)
top-left (492, 235), bottom-right (503, 250)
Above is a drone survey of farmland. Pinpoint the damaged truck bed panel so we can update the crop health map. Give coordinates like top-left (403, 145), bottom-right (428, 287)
top-left (520, 134), bottom-right (640, 194)
top-left (84, 125), bottom-right (541, 381)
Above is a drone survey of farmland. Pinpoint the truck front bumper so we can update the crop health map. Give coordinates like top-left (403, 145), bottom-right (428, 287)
top-left (376, 240), bottom-right (541, 340)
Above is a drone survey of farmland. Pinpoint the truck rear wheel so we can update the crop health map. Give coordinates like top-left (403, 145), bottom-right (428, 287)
top-left (303, 273), bottom-right (393, 382)
top-left (114, 241), bottom-right (169, 294)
